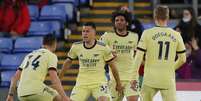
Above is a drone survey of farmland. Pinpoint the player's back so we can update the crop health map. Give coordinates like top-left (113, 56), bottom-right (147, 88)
top-left (18, 48), bottom-right (58, 96)
top-left (139, 26), bottom-right (185, 88)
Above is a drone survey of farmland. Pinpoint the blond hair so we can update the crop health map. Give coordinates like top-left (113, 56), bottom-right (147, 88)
top-left (154, 5), bottom-right (169, 20)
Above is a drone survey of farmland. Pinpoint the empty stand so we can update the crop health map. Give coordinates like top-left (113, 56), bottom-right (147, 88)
top-left (28, 5), bottom-right (39, 20)
top-left (14, 37), bottom-right (43, 53)
top-left (0, 53), bottom-right (26, 70)
top-left (0, 38), bottom-right (13, 53)
top-left (39, 5), bottom-right (68, 22)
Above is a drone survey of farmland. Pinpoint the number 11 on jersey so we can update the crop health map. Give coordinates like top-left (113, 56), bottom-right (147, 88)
top-left (158, 41), bottom-right (170, 60)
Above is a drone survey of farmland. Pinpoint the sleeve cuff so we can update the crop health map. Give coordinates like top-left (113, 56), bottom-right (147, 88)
top-left (106, 57), bottom-right (115, 63)
top-left (18, 68), bottom-right (23, 71)
top-left (177, 50), bottom-right (186, 54)
top-left (67, 56), bottom-right (74, 60)
top-left (48, 67), bottom-right (57, 71)
top-left (137, 47), bottom-right (147, 52)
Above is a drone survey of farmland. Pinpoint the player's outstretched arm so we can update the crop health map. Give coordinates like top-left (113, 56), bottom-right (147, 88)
top-left (6, 69), bottom-right (22, 101)
top-left (108, 60), bottom-right (124, 95)
top-left (49, 69), bottom-right (70, 101)
top-left (59, 58), bottom-right (72, 79)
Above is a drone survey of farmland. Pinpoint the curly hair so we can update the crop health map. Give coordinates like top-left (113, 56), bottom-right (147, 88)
top-left (111, 10), bottom-right (132, 25)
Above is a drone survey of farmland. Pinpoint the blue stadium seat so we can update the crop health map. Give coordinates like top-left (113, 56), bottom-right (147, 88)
top-left (50, 21), bottom-right (62, 37)
top-left (28, 21), bottom-right (62, 37)
top-left (51, 0), bottom-right (78, 6)
top-left (0, 54), bottom-right (26, 70)
top-left (0, 71), bottom-right (16, 87)
top-left (0, 38), bottom-right (13, 53)
top-left (39, 5), bottom-right (68, 22)
top-left (28, 5), bottom-right (39, 20)
top-left (54, 3), bottom-right (74, 21)
top-left (13, 37), bottom-right (43, 53)
top-left (51, 0), bottom-right (74, 3)
top-left (28, 21), bottom-right (51, 36)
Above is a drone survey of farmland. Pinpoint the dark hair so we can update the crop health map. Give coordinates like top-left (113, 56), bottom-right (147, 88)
top-left (83, 22), bottom-right (96, 30)
top-left (43, 34), bottom-right (57, 46)
top-left (154, 5), bottom-right (169, 20)
top-left (111, 10), bottom-right (131, 24)
top-left (183, 7), bottom-right (197, 27)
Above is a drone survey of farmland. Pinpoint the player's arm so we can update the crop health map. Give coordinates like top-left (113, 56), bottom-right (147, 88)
top-left (49, 69), bottom-right (70, 101)
top-left (175, 51), bottom-right (186, 70)
top-left (131, 31), bottom-right (146, 90)
top-left (175, 33), bottom-right (187, 70)
top-left (130, 48), bottom-right (145, 90)
top-left (107, 59), bottom-right (124, 95)
top-left (59, 43), bottom-right (77, 79)
top-left (59, 58), bottom-right (72, 79)
top-left (6, 69), bottom-right (22, 101)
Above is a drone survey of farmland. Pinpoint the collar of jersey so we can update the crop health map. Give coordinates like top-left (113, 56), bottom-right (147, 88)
top-left (83, 40), bottom-right (97, 49)
top-left (115, 30), bottom-right (129, 37)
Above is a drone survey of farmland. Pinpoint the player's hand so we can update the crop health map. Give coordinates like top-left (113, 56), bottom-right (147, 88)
top-left (62, 96), bottom-right (71, 101)
top-left (115, 82), bottom-right (124, 96)
top-left (6, 95), bottom-right (14, 101)
top-left (112, 50), bottom-right (117, 58)
top-left (130, 80), bottom-right (138, 91)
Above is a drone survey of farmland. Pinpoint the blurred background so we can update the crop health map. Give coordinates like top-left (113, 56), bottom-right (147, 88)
top-left (0, 0), bottom-right (201, 100)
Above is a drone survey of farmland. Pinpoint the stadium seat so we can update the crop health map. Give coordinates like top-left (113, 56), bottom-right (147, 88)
top-left (51, 0), bottom-right (78, 6)
top-left (28, 21), bottom-right (62, 37)
top-left (50, 21), bottom-right (62, 37)
top-left (28, 5), bottom-right (39, 20)
top-left (0, 71), bottom-right (16, 87)
top-left (0, 54), bottom-right (26, 70)
top-left (39, 5), bottom-right (68, 22)
top-left (0, 38), bottom-right (13, 53)
top-left (51, 0), bottom-right (74, 3)
top-left (13, 37), bottom-right (43, 53)
top-left (54, 3), bottom-right (74, 21)
top-left (28, 21), bottom-right (51, 36)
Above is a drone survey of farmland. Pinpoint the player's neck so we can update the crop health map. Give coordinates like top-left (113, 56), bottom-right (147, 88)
top-left (43, 45), bottom-right (53, 52)
top-left (116, 29), bottom-right (127, 36)
top-left (156, 20), bottom-right (168, 27)
top-left (84, 39), bottom-right (96, 49)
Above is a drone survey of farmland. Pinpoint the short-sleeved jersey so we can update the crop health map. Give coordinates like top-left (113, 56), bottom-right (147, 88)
top-left (68, 40), bottom-right (114, 85)
top-left (137, 26), bottom-right (186, 89)
top-left (100, 31), bottom-right (138, 80)
top-left (18, 49), bottom-right (58, 96)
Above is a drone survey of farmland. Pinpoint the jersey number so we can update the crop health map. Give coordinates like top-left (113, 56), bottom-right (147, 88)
top-left (25, 55), bottom-right (41, 70)
top-left (158, 41), bottom-right (170, 60)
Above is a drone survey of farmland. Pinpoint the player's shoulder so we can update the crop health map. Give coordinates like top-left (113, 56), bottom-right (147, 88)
top-left (41, 49), bottom-right (56, 57)
top-left (73, 41), bottom-right (83, 45)
top-left (72, 41), bottom-right (83, 47)
top-left (103, 31), bottom-right (115, 36)
top-left (128, 31), bottom-right (138, 37)
top-left (96, 40), bottom-right (106, 47)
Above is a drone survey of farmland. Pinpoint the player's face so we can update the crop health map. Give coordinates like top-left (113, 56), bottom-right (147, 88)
top-left (82, 26), bottom-right (96, 42)
top-left (114, 16), bottom-right (127, 31)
